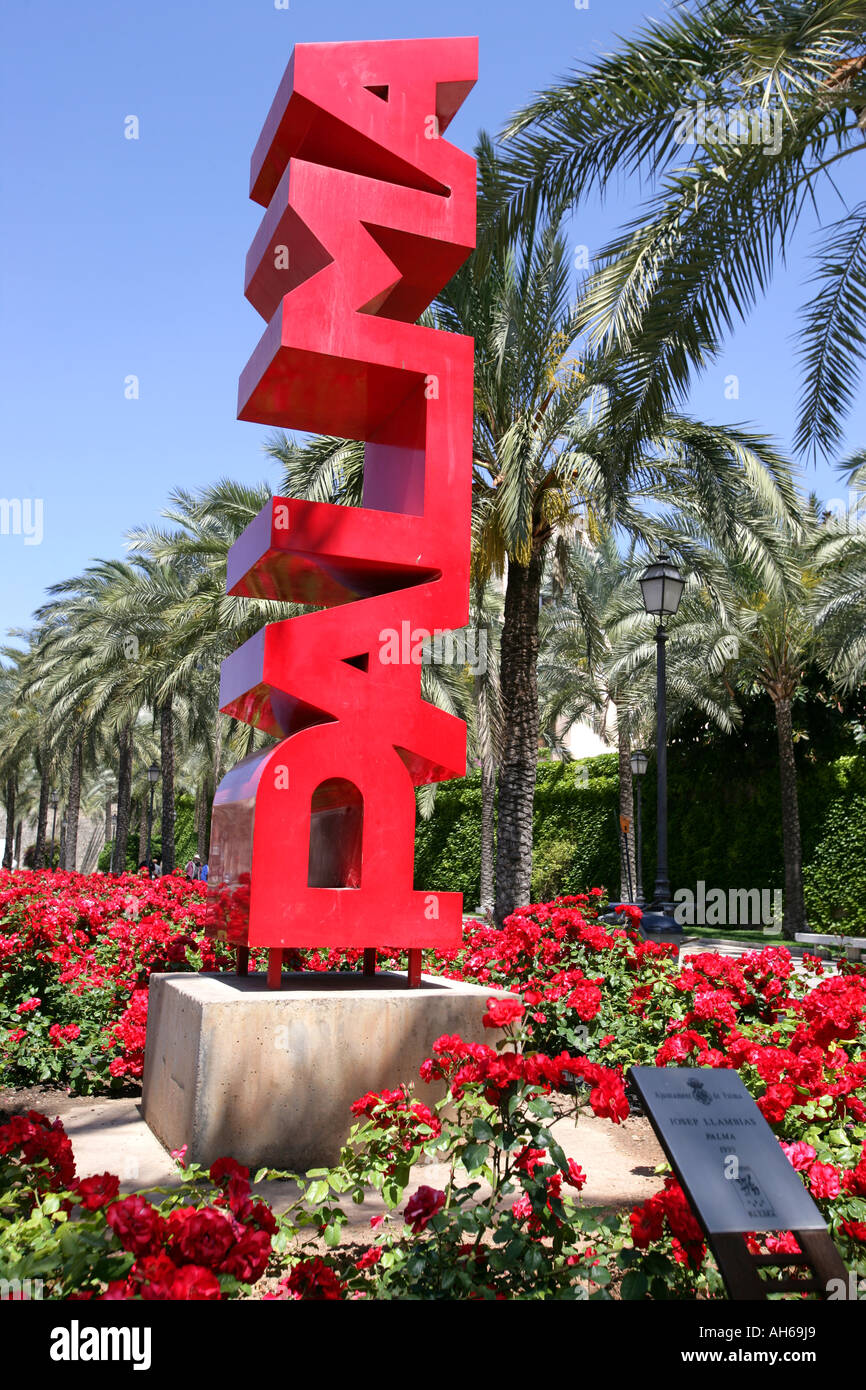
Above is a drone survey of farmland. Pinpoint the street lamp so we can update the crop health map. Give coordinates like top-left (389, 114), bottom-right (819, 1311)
top-left (638, 554), bottom-right (686, 933)
top-left (48, 788), bottom-right (59, 869)
top-left (146, 763), bottom-right (160, 867)
top-left (629, 749), bottom-right (649, 905)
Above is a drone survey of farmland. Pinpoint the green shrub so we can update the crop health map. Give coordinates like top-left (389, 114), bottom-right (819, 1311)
top-left (803, 761), bottom-right (866, 935)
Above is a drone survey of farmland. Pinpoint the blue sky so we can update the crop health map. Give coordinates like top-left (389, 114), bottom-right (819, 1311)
top-left (2, 0), bottom-right (863, 640)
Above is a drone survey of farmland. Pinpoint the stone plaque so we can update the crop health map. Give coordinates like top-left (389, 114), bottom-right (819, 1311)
top-left (628, 1066), bottom-right (828, 1235)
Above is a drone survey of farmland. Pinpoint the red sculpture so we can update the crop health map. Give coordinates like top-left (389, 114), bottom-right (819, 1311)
top-left (206, 38), bottom-right (478, 988)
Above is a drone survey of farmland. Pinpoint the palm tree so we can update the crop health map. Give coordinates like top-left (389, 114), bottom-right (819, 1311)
top-left (127, 480), bottom-right (308, 855)
top-left (268, 133), bottom-right (802, 926)
top-left (811, 451), bottom-right (866, 685)
top-left (501, 0), bottom-right (866, 461)
top-left (0, 638), bottom-right (58, 869)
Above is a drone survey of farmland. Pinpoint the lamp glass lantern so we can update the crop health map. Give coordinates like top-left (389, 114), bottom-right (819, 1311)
top-left (639, 554), bottom-right (685, 618)
top-left (630, 749), bottom-right (649, 778)
top-left (147, 763), bottom-right (160, 784)
top-left (49, 788), bottom-right (59, 808)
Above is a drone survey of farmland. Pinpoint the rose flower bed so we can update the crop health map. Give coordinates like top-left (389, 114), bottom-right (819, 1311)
top-left (1, 869), bottom-right (865, 1298)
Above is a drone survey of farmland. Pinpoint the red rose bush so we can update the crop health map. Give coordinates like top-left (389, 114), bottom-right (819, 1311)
top-left (1, 871), bottom-right (864, 1298)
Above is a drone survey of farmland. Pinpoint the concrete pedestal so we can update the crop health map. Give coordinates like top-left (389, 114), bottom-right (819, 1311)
top-left (142, 971), bottom-right (512, 1172)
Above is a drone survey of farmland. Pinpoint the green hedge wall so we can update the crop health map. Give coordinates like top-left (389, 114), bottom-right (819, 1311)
top-left (414, 747), bottom-right (866, 933)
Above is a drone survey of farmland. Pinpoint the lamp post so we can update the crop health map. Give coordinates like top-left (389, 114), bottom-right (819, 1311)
top-left (146, 763), bottom-right (160, 867)
top-left (629, 749), bottom-right (648, 905)
top-left (638, 554), bottom-right (685, 934)
top-left (48, 788), bottom-right (59, 869)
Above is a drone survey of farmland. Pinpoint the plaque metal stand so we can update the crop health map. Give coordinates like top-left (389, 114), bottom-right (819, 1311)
top-left (710, 1229), bottom-right (849, 1301)
top-left (628, 1066), bottom-right (852, 1301)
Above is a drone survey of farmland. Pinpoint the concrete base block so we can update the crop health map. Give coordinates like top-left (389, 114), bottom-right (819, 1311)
top-left (142, 971), bottom-right (511, 1171)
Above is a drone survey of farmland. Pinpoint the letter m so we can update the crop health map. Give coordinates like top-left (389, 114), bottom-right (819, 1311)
top-left (729, 888), bottom-right (760, 925)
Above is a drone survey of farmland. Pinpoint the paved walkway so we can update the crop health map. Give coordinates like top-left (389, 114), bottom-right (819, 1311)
top-left (6, 1090), bottom-right (666, 1229)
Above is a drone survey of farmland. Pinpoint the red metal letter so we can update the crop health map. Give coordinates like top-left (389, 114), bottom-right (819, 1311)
top-left (207, 39), bottom-right (477, 980)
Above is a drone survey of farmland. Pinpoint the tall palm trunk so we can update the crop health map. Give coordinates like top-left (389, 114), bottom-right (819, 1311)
top-left (104, 796), bottom-right (113, 847)
top-left (14, 821), bottom-right (22, 868)
top-left (34, 758), bottom-right (50, 868)
top-left (112, 724), bottom-right (134, 873)
top-left (65, 739), bottom-right (82, 872)
top-left (196, 778), bottom-right (210, 860)
top-left (137, 796), bottom-right (148, 864)
top-left (480, 756), bottom-right (496, 915)
top-left (201, 712), bottom-right (225, 860)
top-left (617, 716), bottom-right (637, 902)
top-left (160, 699), bottom-right (176, 872)
top-left (473, 644), bottom-right (497, 916)
top-left (495, 547), bottom-right (543, 926)
top-left (2, 777), bottom-right (16, 870)
top-left (774, 696), bottom-right (806, 938)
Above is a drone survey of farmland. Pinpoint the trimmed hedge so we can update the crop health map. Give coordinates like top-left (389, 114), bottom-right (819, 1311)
top-left (414, 747), bottom-right (866, 934)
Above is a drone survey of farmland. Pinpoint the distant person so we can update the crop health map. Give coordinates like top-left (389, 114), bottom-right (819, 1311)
top-left (199, 862), bottom-right (208, 882)
top-left (185, 855), bottom-right (201, 881)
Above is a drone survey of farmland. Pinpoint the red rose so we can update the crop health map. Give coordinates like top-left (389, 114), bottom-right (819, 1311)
top-left (404, 1185), bottom-right (446, 1233)
top-left (273, 1257), bottom-right (345, 1301)
top-left (482, 998), bottom-right (524, 1030)
top-left (75, 1173), bottom-right (120, 1211)
top-left (136, 1253), bottom-right (180, 1300)
top-left (808, 1162), bottom-right (841, 1200)
top-left (567, 982), bottom-right (603, 1022)
top-left (566, 1159), bottom-right (586, 1190)
top-left (630, 1198), bottom-right (665, 1249)
top-left (101, 1280), bottom-right (136, 1300)
top-left (513, 1146), bottom-right (547, 1177)
top-left (219, 1227), bottom-right (271, 1283)
top-left (245, 1199), bottom-right (278, 1235)
top-left (511, 1193), bottom-right (533, 1222)
top-left (355, 1246), bottom-right (383, 1270)
top-left (169, 1264), bottom-right (222, 1300)
top-left (209, 1156), bottom-right (250, 1189)
top-left (589, 1075), bottom-right (629, 1124)
top-left (106, 1196), bottom-right (166, 1257)
top-left (765, 1232), bottom-right (801, 1255)
top-left (780, 1141), bottom-right (816, 1172)
top-left (170, 1207), bottom-right (235, 1268)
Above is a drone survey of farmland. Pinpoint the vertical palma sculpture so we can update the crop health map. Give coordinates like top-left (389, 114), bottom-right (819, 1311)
top-left (207, 38), bottom-right (478, 987)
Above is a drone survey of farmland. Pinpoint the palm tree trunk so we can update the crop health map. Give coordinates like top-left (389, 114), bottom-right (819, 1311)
top-left (617, 716), bottom-right (636, 902)
top-left (112, 724), bottom-right (134, 873)
top-left (65, 739), bottom-right (82, 872)
top-left (137, 795), bottom-right (148, 864)
top-left (202, 713), bottom-right (225, 860)
top-left (14, 820), bottom-right (22, 868)
top-left (197, 777), bottom-right (210, 860)
top-left (775, 696), bottom-right (806, 938)
top-left (480, 756), bottom-right (496, 915)
top-left (34, 758), bottom-right (50, 868)
top-left (2, 777), bottom-right (16, 870)
top-left (160, 699), bottom-right (176, 872)
top-left (104, 796), bottom-right (113, 845)
top-left (494, 547), bottom-right (543, 926)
